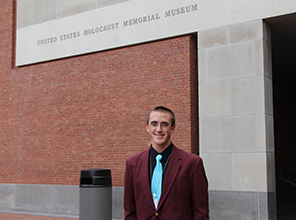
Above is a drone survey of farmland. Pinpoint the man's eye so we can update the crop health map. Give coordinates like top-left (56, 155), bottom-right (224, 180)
top-left (162, 123), bottom-right (169, 127)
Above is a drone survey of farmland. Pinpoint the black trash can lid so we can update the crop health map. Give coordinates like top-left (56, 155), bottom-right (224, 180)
top-left (80, 168), bottom-right (112, 187)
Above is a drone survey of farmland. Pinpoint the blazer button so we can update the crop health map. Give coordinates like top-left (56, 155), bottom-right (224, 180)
top-left (155, 212), bottom-right (159, 216)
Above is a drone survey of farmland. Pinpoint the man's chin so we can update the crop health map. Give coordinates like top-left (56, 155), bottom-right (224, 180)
top-left (153, 138), bottom-right (165, 144)
top-left (153, 141), bottom-right (169, 148)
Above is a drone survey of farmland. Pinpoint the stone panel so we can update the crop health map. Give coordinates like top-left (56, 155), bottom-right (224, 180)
top-left (266, 152), bottom-right (276, 191)
top-left (265, 115), bottom-right (275, 152)
top-left (263, 39), bottom-right (273, 78)
top-left (232, 153), bottom-right (267, 191)
top-left (206, 116), bottom-right (257, 153)
top-left (97, 0), bottom-right (129, 7)
top-left (112, 187), bottom-right (124, 219)
top-left (229, 20), bottom-right (262, 43)
top-left (17, 0), bottom-right (56, 28)
top-left (16, 184), bottom-right (52, 213)
top-left (253, 25), bottom-right (272, 78)
top-left (206, 42), bottom-right (254, 81)
top-left (52, 185), bottom-right (79, 215)
top-left (256, 114), bottom-right (275, 153)
top-left (198, 27), bottom-right (228, 48)
top-left (254, 39), bottom-right (264, 76)
top-left (17, 0), bottom-right (129, 28)
top-left (256, 114), bottom-right (267, 152)
top-left (263, 21), bottom-right (271, 42)
top-left (56, 0), bottom-right (97, 19)
top-left (198, 49), bottom-right (207, 83)
top-left (199, 119), bottom-right (208, 153)
top-left (199, 81), bottom-right (231, 117)
top-left (18, 0), bottom-right (30, 3)
top-left (0, 184), bottom-right (15, 210)
top-left (1, 184), bottom-right (124, 218)
top-left (264, 77), bottom-right (274, 115)
top-left (231, 77), bottom-right (265, 115)
top-left (200, 154), bottom-right (232, 190)
top-left (259, 191), bottom-right (277, 220)
top-left (259, 192), bottom-right (269, 220)
top-left (269, 192), bottom-right (277, 220)
top-left (209, 190), bottom-right (258, 220)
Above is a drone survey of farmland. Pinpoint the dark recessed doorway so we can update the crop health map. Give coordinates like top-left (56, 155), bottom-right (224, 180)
top-left (266, 12), bottom-right (296, 220)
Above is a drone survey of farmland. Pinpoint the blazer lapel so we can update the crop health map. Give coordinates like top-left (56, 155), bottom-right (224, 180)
top-left (157, 145), bottom-right (182, 210)
top-left (138, 149), bottom-right (155, 210)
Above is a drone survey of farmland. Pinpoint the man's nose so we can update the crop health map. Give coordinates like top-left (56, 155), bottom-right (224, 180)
top-left (156, 124), bottom-right (163, 131)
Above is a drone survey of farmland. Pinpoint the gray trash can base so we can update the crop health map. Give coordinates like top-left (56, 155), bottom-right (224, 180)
top-left (79, 168), bottom-right (112, 220)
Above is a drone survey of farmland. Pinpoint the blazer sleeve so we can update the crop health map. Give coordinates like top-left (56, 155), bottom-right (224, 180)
top-left (191, 157), bottom-right (209, 220)
top-left (124, 159), bottom-right (137, 220)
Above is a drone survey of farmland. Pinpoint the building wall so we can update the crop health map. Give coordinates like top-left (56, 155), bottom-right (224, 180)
top-left (198, 20), bottom-right (276, 219)
top-left (1, 14), bottom-right (197, 187)
top-left (2, 1), bottom-right (199, 218)
top-left (1, 2), bottom-right (198, 217)
top-left (1, 0), bottom-right (282, 220)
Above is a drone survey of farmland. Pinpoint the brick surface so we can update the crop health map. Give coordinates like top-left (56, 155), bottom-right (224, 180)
top-left (0, 0), bottom-right (198, 186)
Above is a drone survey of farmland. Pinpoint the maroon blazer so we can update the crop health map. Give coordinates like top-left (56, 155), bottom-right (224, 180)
top-left (124, 145), bottom-right (209, 220)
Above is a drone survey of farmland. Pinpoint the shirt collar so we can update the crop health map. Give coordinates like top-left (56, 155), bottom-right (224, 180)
top-left (150, 142), bottom-right (173, 163)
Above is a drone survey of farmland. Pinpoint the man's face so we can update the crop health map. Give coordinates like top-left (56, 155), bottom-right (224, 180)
top-left (146, 111), bottom-right (175, 152)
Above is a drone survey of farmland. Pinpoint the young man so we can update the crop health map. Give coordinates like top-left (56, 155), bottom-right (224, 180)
top-left (124, 106), bottom-right (209, 220)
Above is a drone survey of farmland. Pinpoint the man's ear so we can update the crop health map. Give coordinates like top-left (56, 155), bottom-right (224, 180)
top-left (146, 124), bottom-right (149, 132)
top-left (171, 125), bottom-right (176, 132)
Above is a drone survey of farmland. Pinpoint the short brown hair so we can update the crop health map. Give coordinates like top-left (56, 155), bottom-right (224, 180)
top-left (146, 106), bottom-right (175, 126)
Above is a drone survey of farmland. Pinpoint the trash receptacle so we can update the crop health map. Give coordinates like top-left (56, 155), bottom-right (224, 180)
top-left (79, 168), bottom-right (112, 220)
